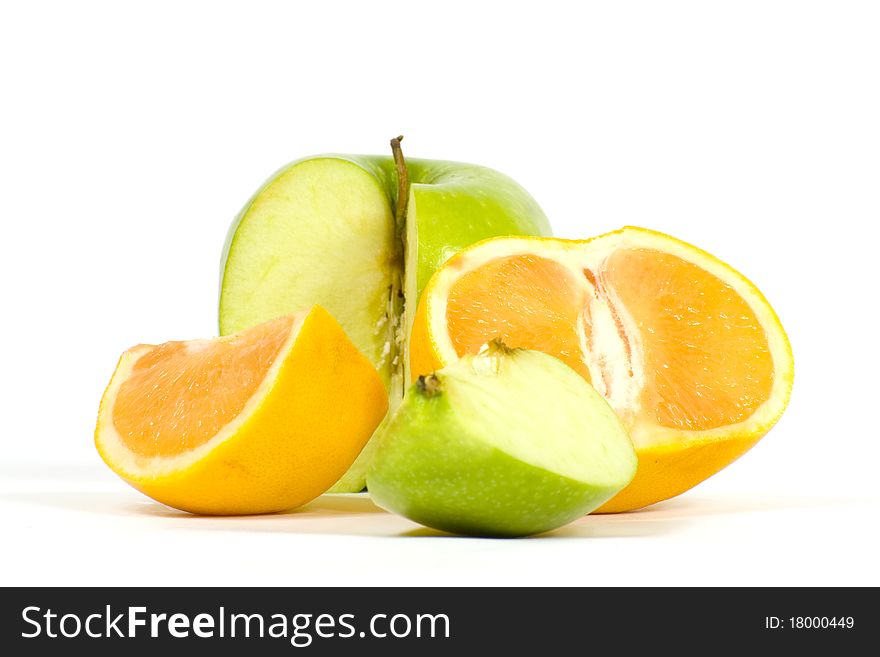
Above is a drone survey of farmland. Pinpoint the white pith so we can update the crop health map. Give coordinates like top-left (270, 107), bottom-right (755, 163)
top-left (427, 228), bottom-right (794, 449)
top-left (95, 311), bottom-right (307, 480)
top-left (581, 274), bottom-right (646, 427)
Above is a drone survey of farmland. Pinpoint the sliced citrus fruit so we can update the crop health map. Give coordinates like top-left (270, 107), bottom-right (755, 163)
top-left (95, 305), bottom-right (388, 515)
top-left (411, 227), bottom-right (794, 512)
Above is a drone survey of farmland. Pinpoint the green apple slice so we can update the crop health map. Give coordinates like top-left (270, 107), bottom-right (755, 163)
top-left (219, 140), bottom-right (550, 491)
top-left (219, 156), bottom-right (399, 385)
top-left (366, 343), bottom-right (638, 537)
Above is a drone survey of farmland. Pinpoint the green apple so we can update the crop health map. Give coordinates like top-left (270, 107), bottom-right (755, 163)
top-left (219, 138), bottom-right (551, 491)
top-left (366, 343), bottom-right (637, 537)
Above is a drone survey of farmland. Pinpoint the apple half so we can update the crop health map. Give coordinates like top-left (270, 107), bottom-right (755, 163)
top-left (219, 139), bottom-right (551, 490)
top-left (366, 344), bottom-right (637, 537)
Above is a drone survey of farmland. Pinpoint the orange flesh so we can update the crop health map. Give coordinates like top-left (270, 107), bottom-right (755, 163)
top-left (446, 255), bottom-right (591, 379)
top-left (113, 315), bottom-right (293, 458)
top-left (603, 249), bottom-right (773, 431)
top-left (445, 249), bottom-right (774, 432)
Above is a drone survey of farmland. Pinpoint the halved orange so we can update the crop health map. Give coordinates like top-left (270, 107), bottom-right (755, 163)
top-left (95, 305), bottom-right (388, 515)
top-left (411, 227), bottom-right (793, 512)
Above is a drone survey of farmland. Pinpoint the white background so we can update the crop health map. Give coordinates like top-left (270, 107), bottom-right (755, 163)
top-left (1, 1), bottom-right (878, 586)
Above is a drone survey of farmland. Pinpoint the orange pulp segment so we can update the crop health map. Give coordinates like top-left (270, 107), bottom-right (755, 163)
top-left (114, 315), bottom-right (293, 457)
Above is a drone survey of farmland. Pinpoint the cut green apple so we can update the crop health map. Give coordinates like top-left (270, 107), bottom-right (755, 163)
top-left (219, 139), bottom-right (550, 491)
top-left (366, 343), bottom-right (638, 537)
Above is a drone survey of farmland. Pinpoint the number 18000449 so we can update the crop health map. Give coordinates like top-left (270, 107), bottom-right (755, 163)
top-left (789, 617), bottom-right (854, 629)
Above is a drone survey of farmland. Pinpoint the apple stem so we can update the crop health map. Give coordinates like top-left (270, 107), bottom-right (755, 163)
top-left (486, 338), bottom-right (515, 355)
top-left (390, 135), bottom-right (409, 230)
top-left (416, 374), bottom-right (443, 398)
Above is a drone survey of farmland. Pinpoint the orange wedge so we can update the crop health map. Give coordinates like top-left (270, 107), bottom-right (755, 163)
top-left (95, 306), bottom-right (388, 515)
top-left (411, 227), bottom-right (793, 512)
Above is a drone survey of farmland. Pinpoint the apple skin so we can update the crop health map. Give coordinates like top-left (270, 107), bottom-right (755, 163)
top-left (219, 153), bottom-right (551, 493)
top-left (367, 398), bottom-right (606, 537)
